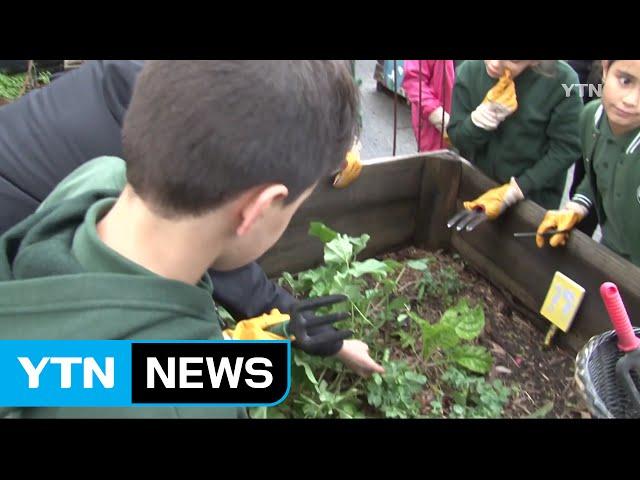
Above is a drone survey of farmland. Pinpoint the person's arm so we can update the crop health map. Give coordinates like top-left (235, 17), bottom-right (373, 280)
top-left (447, 61), bottom-right (497, 154)
top-left (403, 60), bottom-right (448, 131)
top-left (515, 80), bottom-right (583, 196)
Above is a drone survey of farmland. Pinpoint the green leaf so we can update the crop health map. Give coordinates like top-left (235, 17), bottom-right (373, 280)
top-left (404, 371), bottom-right (428, 385)
top-left (388, 297), bottom-right (408, 312)
top-left (293, 355), bottom-right (319, 385)
top-left (422, 323), bottom-right (460, 358)
top-left (440, 307), bottom-right (463, 329)
top-left (454, 305), bottom-right (485, 341)
top-left (350, 233), bottom-right (370, 256)
top-left (349, 258), bottom-right (390, 278)
top-left (309, 222), bottom-right (338, 243)
top-left (449, 345), bottom-right (493, 374)
top-left (324, 236), bottom-right (353, 265)
top-left (298, 268), bottom-right (323, 284)
top-left (383, 259), bottom-right (403, 271)
top-left (280, 271), bottom-right (297, 289)
top-left (408, 311), bottom-right (428, 328)
top-left (406, 259), bottom-right (430, 271)
top-left (341, 284), bottom-right (362, 303)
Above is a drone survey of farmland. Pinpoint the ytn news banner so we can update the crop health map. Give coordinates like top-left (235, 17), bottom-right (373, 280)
top-left (0, 340), bottom-right (290, 407)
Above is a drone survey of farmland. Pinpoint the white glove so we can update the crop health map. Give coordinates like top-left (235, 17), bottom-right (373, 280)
top-left (471, 103), bottom-right (513, 131)
top-left (504, 176), bottom-right (525, 206)
top-left (428, 106), bottom-right (451, 133)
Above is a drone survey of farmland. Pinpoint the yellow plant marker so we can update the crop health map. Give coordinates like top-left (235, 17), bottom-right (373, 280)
top-left (540, 272), bottom-right (586, 332)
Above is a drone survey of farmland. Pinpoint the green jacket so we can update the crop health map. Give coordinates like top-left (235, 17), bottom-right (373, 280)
top-left (448, 60), bottom-right (583, 209)
top-left (0, 157), bottom-right (247, 418)
top-left (573, 100), bottom-right (640, 266)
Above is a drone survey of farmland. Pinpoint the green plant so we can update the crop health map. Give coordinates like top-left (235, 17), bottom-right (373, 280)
top-left (430, 367), bottom-right (512, 418)
top-left (279, 222), bottom-right (400, 342)
top-left (366, 350), bottom-right (427, 418)
top-left (416, 264), bottom-right (462, 305)
top-left (420, 299), bottom-right (493, 374)
top-left (267, 222), bottom-right (506, 419)
top-left (0, 70), bottom-right (51, 100)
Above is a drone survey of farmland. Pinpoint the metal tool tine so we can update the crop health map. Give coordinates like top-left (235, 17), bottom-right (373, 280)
top-left (447, 210), bottom-right (470, 229)
top-left (465, 212), bottom-right (489, 231)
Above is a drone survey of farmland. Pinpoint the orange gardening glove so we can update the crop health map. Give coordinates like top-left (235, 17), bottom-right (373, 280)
top-left (223, 309), bottom-right (291, 341)
top-left (463, 178), bottom-right (524, 220)
top-left (442, 131), bottom-right (452, 148)
top-left (536, 204), bottom-right (586, 248)
top-left (333, 142), bottom-right (362, 189)
top-left (482, 68), bottom-right (518, 115)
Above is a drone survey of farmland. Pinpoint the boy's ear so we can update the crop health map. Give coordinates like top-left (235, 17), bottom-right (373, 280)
top-left (236, 184), bottom-right (289, 236)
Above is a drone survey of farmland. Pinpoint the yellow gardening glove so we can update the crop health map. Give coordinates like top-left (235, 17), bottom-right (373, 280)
top-left (333, 142), bottom-right (362, 189)
top-left (536, 205), bottom-right (585, 248)
top-left (223, 309), bottom-right (291, 341)
top-left (442, 130), bottom-right (452, 148)
top-left (463, 177), bottom-right (524, 220)
top-left (482, 68), bottom-right (518, 114)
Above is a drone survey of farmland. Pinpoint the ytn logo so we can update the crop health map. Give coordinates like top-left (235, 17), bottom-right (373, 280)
top-left (18, 356), bottom-right (114, 389)
top-left (562, 84), bottom-right (603, 98)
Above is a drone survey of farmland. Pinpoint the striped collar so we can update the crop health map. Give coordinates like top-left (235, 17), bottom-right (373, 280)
top-left (594, 104), bottom-right (640, 154)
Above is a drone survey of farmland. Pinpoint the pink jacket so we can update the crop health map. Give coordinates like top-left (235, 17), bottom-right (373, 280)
top-left (402, 60), bottom-right (455, 152)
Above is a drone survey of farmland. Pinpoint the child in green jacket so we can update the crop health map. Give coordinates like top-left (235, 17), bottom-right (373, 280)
top-left (448, 60), bottom-right (583, 219)
top-left (537, 60), bottom-right (640, 267)
top-left (0, 61), bottom-right (382, 418)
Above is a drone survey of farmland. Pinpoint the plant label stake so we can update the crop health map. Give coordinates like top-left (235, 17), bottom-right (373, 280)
top-left (540, 272), bottom-right (585, 347)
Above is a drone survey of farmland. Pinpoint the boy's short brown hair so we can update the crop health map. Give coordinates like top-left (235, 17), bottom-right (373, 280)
top-left (123, 60), bottom-right (360, 217)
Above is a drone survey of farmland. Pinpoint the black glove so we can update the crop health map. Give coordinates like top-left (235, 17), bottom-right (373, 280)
top-left (288, 295), bottom-right (353, 357)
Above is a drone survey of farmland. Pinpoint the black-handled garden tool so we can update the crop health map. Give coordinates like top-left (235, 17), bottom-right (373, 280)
top-left (288, 294), bottom-right (353, 351)
top-left (512, 229), bottom-right (570, 239)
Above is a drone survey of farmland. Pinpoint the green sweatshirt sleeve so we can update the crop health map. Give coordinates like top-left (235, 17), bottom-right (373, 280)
top-left (447, 61), bottom-right (494, 155)
top-left (570, 101), bottom-right (601, 211)
top-left (515, 71), bottom-right (583, 195)
top-left (38, 156), bottom-right (127, 211)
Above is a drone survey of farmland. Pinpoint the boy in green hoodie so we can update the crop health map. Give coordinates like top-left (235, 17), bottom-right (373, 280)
top-left (0, 60), bottom-right (382, 418)
top-left (536, 60), bottom-right (640, 267)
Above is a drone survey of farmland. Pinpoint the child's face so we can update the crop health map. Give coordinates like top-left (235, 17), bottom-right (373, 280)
top-left (601, 60), bottom-right (640, 135)
top-left (211, 184), bottom-right (315, 271)
top-left (484, 60), bottom-right (538, 79)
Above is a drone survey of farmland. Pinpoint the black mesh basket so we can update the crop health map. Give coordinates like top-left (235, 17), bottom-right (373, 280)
top-left (575, 327), bottom-right (640, 418)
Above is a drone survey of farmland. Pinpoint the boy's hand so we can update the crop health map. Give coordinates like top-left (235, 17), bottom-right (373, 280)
top-left (463, 177), bottom-right (524, 220)
top-left (536, 201), bottom-right (587, 248)
top-left (333, 141), bottom-right (362, 188)
top-left (336, 339), bottom-right (385, 377)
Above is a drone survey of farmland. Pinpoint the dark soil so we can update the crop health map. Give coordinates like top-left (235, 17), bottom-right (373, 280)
top-left (379, 246), bottom-right (591, 419)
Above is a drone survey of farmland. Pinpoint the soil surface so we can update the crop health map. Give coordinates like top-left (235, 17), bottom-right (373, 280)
top-left (379, 246), bottom-right (591, 418)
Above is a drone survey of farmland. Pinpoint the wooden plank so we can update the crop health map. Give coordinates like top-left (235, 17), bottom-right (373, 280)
top-left (260, 199), bottom-right (416, 277)
top-left (452, 162), bottom-right (640, 352)
top-left (300, 154), bottom-right (424, 217)
top-left (259, 154), bottom-right (424, 276)
top-left (414, 150), bottom-right (462, 250)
